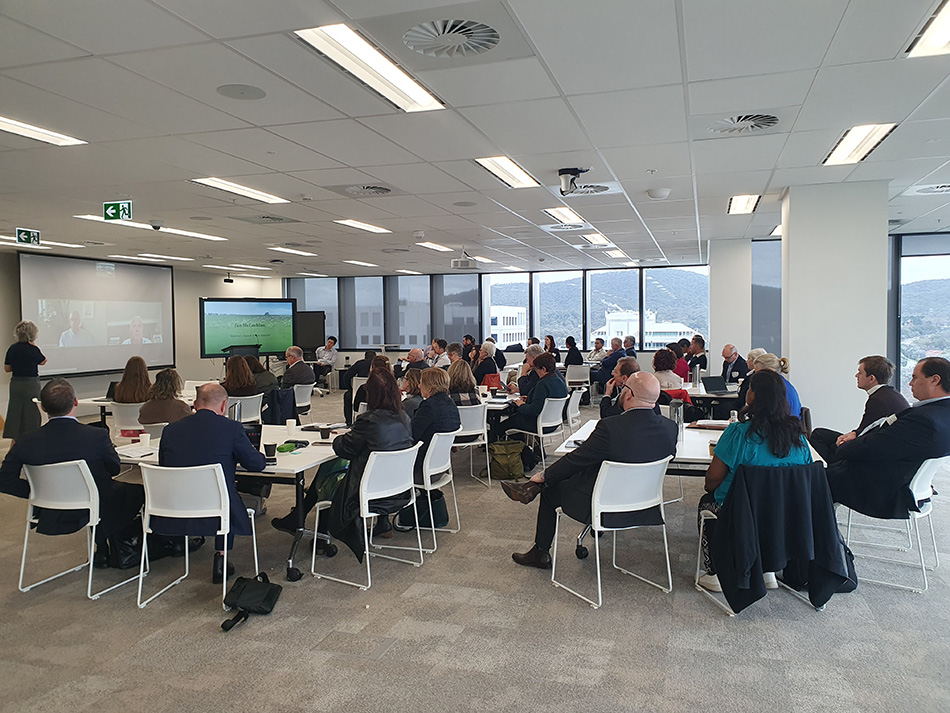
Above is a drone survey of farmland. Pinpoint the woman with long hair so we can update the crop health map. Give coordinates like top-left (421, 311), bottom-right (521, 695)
top-left (138, 368), bottom-right (191, 424)
top-left (563, 335), bottom-right (583, 366)
top-left (3, 320), bottom-right (46, 440)
top-left (543, 334), bottom-right (561, 362)
top-left (354, 355), bottom-right (392, 416)
top-left (447, 359), bottom-right (481, 406)
top-left (666, 341), bottom-right (690, 380)
top-left (401, 368), bottom-right (424, 419)
top-left (220, 355), bottom-right (258, 396)
top-left (114, 355), bottom-right (151, 403)
top-left (696, 369), bottom-right (813, 592)
top-left (244, 354), bottom-right (278, 393)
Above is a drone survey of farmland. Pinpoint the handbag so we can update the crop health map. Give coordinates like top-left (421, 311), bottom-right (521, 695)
top-left (221, 572), bottom-right (283, 631)
top-left (478, 439), bottom-right (525, 480)
top-left (394, 490), bottom-right (449, 531)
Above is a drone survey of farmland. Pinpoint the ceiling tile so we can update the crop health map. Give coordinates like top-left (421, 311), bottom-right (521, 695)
top-left (152, 0), bottom-right (343, 38)
top-left (417, 57), bottom-right (558, 107)
top-left (359, 195), bottom-right (450, 217)
top-left (688, 70), bottom-right (816, 116)
top-left (105, 136), bottom-right (268, 177)
top-left (863, 119), bottom-right (950, 163)
top-left (601, 143), bottom-right (692, 180)
top-left (691, 134), bottom-right (788, 174)
top-left (362, 163), bottom-right (471, 193)
top-left (823, 0), bottom-right (936, 66)
top-left (269, 120), bottom-right (421, 166)
top-left (359, 111), bottom-right (499, 161)
top-left (183, 128), bottom-right (343, 172)
top-left (460, 98), bottom-right (591, 155)
top-left (768, 165), bottom-right (851, 191)
top-left (0, 16), bottom-right (88, 68)
top-left (569, 85), bottom-right (688, 147)
top-left (775, 129), bottom-right (841, 168)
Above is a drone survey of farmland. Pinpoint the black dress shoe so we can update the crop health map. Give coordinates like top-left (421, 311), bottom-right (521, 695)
top-left (93, 542), bottom-right (110, 569)
top-left (271, 511), bottom-right (298, 535)
top-left (501, 480), bottom-right (542, 504)
top-left (512, 546), bottom-right (552, 569)
top-left (212, 552), bottom-right (235, 584)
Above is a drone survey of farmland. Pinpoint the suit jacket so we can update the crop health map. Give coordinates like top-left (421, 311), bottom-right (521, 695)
top-left (543, 408), bottom-right (678, 523)
top-left (342, 358), bottom-right (372, 391)
top-left (721, 355), bottom-right (750, 383)
top-left (829, 397), bottom-right (950, 519)
top-left (596, 350), bottom-right (623, 387)
top-left (281, 360), bottom-right (315, 387)
top-left (411, 392), bottom-right (460, 483)
top-left (564, 346), bottom-right (584, 366)
top-left (472, 356), bottom-right (498, 385)
top-left (394, 359), bottom-right (427, 378)
top-left (157, 408), bottom-right (266, 537)
top-left (856, 385), bottom-right (909, 435)
top-left (0, 417), bottom-right (139, 536)
top-left (494, 350), bottom-right (507, 369)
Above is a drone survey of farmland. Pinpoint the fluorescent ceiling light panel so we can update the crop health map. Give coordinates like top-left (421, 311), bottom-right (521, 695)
top-left (474, 156), bottom-right (540, 188)
top-left (503, 265), bottom-right (524, 271)
top-left (822, 124), bottom-right (897, 166)
top-left (605, 249), bottom-right (627, 259)
top-left (543, 206), bottom-right (584, 224)
top-left (396, 269), bottom-right (422, 275)
top-left (416, 241), bottom-right (452, 252)
top-left (907, 2), bottom-right (950, 57)
top-left (140, 253), bottom-right (192, 261)
top-left (343, 259), bottom-right (379, 267)
top-left (203, 264), bottom-right (245, 271)
top-left (0, 237), bottom-right (51, 250)
top-left (581, 233), bottom-right (610, 246)
top-left (472, 256), bottom-right (496, 263)
top-left (0, 115), bottom-right (86, 146)
top-left (770, 225), bottom-right (782, 237)
top-left (191, 177), bottom-right (289, 204)
top-left (298, 272), bottom-right (328, 277)
top-left (727, 195), bottom-right (760, 215)
top-left (230, 264), bottom-right (271, 271)
top-left (107, 254), bottom-right (164, 263)
top-left (295, 25), bottom-right (442, 113)
top-left (0, 235), bottom-right (83, 248)
top-left (268, 246), bottom-right (316, 257)
top-left (334, 219), bottom-right (391, 234)
top-left (622, 261), bottom-right (639, 267)
top-left (240, 274), bottom-right (271, 279)
top-left (73, 215), bottom-right (227, 241)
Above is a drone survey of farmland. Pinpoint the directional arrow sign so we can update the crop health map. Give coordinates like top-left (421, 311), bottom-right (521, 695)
top-left (16, 228), bottom-right (40, 245)
top-left (103, 200), bottom-right (132, 221)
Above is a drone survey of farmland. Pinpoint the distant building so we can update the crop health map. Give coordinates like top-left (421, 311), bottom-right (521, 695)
top-left (490, 305), bottom-right (527, 348)
top-left (590, 310), bottom-right (696, 351)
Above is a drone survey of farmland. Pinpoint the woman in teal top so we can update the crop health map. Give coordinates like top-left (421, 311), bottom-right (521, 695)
top-left (697, 369), bottom-right (812, 591)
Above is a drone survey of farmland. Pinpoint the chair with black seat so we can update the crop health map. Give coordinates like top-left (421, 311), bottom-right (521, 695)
top-left (551, 456), bottom-right (674, 609)
top-left (19, 460), bottom-right (139, 600)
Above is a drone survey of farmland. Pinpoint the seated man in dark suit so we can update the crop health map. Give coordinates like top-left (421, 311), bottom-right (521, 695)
top-left (0, 378), bottom-right (146, 567)
top-left (502, 372), bottom-right (678, 568)
top-left (281, 345), bottom-right (316, 387)
top-left (595, 337), bottom-right (625, 390)
top-left (600, 356), bottom-right (640, 419)
top-left (158, 383), bottom-right (266, 583)
top-left (720, 344), bottom-right (750, 383)
top-left (826, 357), bottom-right (950, 520)
top-left (494, 353), bottom-right (568, 441)
top-left (810, 355), bottom-right (910, 463)
top-left (394, 348), bottom-right (428, 378)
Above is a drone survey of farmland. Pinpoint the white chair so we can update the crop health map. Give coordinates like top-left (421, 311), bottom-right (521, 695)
top-left (565, 364), bottom-right (590, 392)
top-left (112, 402), bottom-right (146, 432)
top-left (227, 393), bottom-right (263, 423)
top-left (137, 463), bottom-right (259, 609)
top-left (418, 428), bottom-right (463, 553)
top-left (351, 376), bottom-right (368, 416)
top-left (566, 388), bottom-right (586, 433)
top-left (142, 422), bottom-right (167, 441)
top-left (183, 380), bottom-right (206, 393)
top-left (19, 460), bottom-right (139, 600)
top-left (552, 456), bottom-right (674, 609)
top-left (505, 396), bottom-right (569, 471)
top-left (455, 403), bottom-right (492, 487)
top-left (312, 442), bottom-right (423, 590)
top-left (293, 383), bottom-right (315, 423)
top-left (842, 455), bottom-right (948, 593)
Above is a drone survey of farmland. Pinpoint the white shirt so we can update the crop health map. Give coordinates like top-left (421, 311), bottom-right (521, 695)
top-left (654, 370), bottom-right (683, 390)
top-left (586, 347), bottom-right (608, 362)
top-left (315, 346), bottom-right (338, 367)
top-left (429, 352), bottom-right (450, 368)
top-left (59, 328), bottom-right (93, 347)
top-left (866, 384), bottom-right (884, 396)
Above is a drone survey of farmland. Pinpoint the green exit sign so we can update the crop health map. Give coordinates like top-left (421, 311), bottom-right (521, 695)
top-left (16, 228), bottom-right (40, 245)
top-left (103, 200), bottom-right (132, 221)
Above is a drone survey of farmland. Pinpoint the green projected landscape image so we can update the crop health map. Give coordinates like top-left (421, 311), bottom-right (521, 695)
top-left (203, 301), bottom-right (294, 356)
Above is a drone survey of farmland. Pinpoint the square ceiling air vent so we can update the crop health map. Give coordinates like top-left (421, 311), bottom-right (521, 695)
top-left (231, 214), bottom-right (301, 225)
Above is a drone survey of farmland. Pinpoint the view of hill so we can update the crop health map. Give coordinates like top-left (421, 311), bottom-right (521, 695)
top-left (900, 278), bottom-right (950, 359)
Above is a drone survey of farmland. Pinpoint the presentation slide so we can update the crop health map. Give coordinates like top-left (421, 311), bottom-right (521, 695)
top-left (200, 298), bottom-right (296, 358)
top-left (19, 254), bottom-right (175, 377)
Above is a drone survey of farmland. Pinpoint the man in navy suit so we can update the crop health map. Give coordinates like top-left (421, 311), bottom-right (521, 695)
top-left (158, 383), bottom-right (266, 583)
top-left (827, 357), bottom-right (950, 519)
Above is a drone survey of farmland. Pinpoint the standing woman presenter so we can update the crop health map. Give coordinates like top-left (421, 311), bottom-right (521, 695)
top-left (4, 320), bottom-right (47, 441)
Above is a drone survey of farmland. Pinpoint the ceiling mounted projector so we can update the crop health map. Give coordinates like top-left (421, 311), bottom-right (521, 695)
top-left (451, 257), bottom-right (477, 270)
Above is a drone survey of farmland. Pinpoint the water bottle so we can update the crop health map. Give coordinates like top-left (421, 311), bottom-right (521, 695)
top-left (729, 410), bottom-right (738, 424)
top-left (670, 399), bottom-right (685, 441)
top-left (691, 364), bottom-right (701, 388)
top-left (345, 355), bottom-right (350, 366)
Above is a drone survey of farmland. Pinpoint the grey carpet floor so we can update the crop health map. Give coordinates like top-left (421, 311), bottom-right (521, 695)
top-left (1, 392), bottom-right (948, 713)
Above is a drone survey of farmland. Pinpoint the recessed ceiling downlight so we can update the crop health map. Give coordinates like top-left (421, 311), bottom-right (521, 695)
top-left (403, 20), bottom-right (500, 58)
top-left (216, 84), bottom-right (267, 100)
top-left (708, 114), bottom-right (779, 134)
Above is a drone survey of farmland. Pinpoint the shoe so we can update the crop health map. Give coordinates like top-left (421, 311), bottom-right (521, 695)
top-left (501, 480), bottom-right (542, 504)
top-left (512, 545), bottom-right (552, 569)
top-left (93, 542), bottom-right (110, 569)
top-left (697, 573), bottom-right (722, 592)
top-left (764, 572), bottom-right (778, 590)
top-left (271, 511), bottom-right (298, 535)
top-left (373, 516), bottom-right (394, 539)
top-left (212, 552), bottom-right (235, 584)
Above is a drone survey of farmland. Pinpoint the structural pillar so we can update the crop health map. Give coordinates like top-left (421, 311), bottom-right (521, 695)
top-left (709, 238), bottom-right (752, 364)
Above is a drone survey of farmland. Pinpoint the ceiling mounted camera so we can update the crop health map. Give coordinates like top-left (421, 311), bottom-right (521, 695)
top-left (149, 219), bottom-right (164, 230)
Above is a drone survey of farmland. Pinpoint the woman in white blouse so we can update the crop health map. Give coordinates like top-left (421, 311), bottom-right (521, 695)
top-left (652, 348), bottom-right (684, 390)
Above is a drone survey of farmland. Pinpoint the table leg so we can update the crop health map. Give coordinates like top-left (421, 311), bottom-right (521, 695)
top-left (285, 471), bottom-right (306, 581)
top-left (100, 405), bottom-right (108, 428)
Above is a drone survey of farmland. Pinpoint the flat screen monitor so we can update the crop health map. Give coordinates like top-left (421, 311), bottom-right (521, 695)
top-left (199, 297), bottom-right (297, 359)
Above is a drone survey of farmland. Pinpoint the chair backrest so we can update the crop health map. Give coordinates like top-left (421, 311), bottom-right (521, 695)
top-left (538, 396), bottom-right (569, 430)
top-left (112, 402), bottom-right (146, 431)
top-left (359, 442), bottom-right (423, 515)
top-left (293, 383), bottom-right (314, 408)
top-left (227, 393), bottom-right (263, 423)
top-left (591, 457), bottom-right (673, 528)
top-left (357, 402), bottom-right (368, 415)
top-left (142, 422), bottom-right (167, 440)
top-left (909, 454), bottom-right (950, 505)
top-left (422, 428), bottom-right (463, 484)
top-left (565, 365), bottom-right (590, 385)
top-left (140, 463), bottom-right (230, 534)
top-left (799, 405), bottom-right (813, 436)
top-left (22, 460), bottom-right (99, 525)
top-left (351, 377), bottom-right (368, 407)
top-left (567, 388), bottom-right (584, 419)
top-left (456, 403), bottom-right (488, 437)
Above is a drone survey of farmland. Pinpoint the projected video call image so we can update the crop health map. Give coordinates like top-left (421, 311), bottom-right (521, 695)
top-left (38, 300), bottom-right (164, 348)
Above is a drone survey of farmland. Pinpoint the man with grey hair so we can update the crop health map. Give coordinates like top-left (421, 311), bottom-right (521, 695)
top-left (720, 344), bottom-right (749, 383)
top-left (597, 337), bottom-right (634, 390)
top-left (281, 345), bottom-right (315, 388)
top-left (446, 342), bottom-right (464, 363)
top-left (395, 347), bottom-right (427, 378)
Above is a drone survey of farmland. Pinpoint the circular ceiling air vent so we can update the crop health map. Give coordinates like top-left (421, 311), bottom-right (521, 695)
top-left (571, 184), bottom-right (610, 195)
top-left (403, 20), bottom-right (500, 58)
top-left (345, 185), bottom-right (392, 196)
top-left (708, 114), bottom-right (779, 134)
top-left (547, 223), bottom-right (586, 232)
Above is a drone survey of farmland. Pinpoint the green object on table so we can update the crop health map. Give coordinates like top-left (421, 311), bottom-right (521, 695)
top-left (276, 443), bottom-right (297, 453)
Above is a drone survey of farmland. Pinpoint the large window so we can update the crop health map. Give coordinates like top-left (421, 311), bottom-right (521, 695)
top-left (643, 267), bottom-right (708, 351)
top-left (432, 274), bottom-right (478, 342)
top-left (899, 237), bottom-right (950, 399)
top-left (587, 268), bottom-right (639, 351)
top-left (751, 240), bottom-right (781, 355)
top-left (533, 271), bottom-right (582, 348)
top-left (482, 273), bottom-right (528, 349)
top-left (385, 275), bottom-right (430, 349)
top-left (340, 277), bottom-right (383, 348)
top-left (286, 277), bottom-right (339, 343)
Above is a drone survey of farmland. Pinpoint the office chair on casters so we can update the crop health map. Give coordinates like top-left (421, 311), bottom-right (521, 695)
top-left (551, 456), bottom-right (674, 609)
top-left (20, 460), bottom-right (139, 600)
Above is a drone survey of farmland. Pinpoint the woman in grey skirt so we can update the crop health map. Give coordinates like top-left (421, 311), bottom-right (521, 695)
top-left (4, 320), bottom-right (47, 440)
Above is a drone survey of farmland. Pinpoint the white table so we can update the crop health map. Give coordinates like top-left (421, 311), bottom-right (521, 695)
top-left (485, 394), bottom-right (520, 411)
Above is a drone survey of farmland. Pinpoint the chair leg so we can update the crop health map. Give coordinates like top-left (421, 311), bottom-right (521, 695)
top-left (87, 524), bottom-right (138, 600)
top-left (247, 508), bottom-right (260, 574)
top-left (19, 518), bottom-right (101, 595)
top-left (610, 525), bottom-right (672, 594)
top-left (695, 514), bottom-right (734, 616)
top-left (550, 508), bottom-right (603, 609)
top-left (423, 489), bottom-right (438, 554)
top-left (137, 531), bottom-right (189, 608)
top-left (311, 511), bottom-right (371, 590)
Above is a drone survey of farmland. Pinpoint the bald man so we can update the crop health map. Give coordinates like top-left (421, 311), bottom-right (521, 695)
top-left (394, 347), bottom-right (427, 378)
top-left (720, 344), bottom-right (749, 383)
top-left (502, 372), bottom-right (678, 569)
top-left (158, 383), bottom-right (266, 583)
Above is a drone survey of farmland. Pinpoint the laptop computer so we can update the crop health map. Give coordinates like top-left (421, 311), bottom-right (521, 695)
top-left (93, 381), bottom-right (119, 402)
top-left (701, 376), bottom-right (733, 396)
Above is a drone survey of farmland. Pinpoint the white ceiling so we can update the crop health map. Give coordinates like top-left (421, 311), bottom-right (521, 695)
top-left (1, 0), bottom-right (950, 278)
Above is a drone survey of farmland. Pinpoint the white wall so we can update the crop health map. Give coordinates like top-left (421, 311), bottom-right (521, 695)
top-left (708, 238), bottom-right (752, 363)
top-left (782, 181), bottom-right (889, 431)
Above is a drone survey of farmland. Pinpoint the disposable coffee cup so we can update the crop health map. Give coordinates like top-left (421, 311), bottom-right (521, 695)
top-left (286, 419), bottom-right (296, 438)
top-left (263, 442), bottom-right (277, 458)
top-left (138, 433), bottom-right (150, 448)
top-left (489, 387), bottom-right (498, 398)
top-left (319, 426), bottom-right (332, 439)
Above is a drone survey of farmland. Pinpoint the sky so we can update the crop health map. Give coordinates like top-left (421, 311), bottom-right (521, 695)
top-left (900, 254), bottom-right (950, 284)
